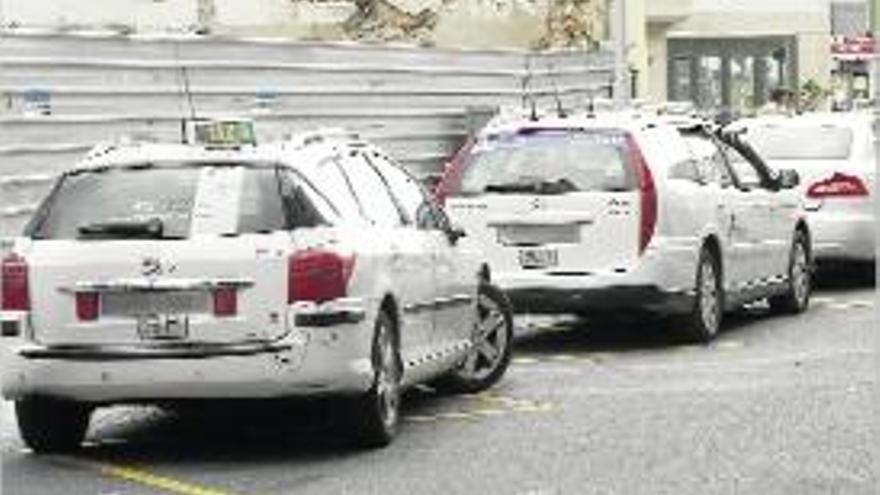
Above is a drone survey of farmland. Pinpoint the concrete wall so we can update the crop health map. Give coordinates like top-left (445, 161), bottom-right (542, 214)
top-left (0, 32), bottom-right (613, 236)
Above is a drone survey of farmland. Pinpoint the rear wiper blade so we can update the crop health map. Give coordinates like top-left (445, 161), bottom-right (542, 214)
top-left (484, 182), bottom-right (541, 194)
top-left (77, 218), bottom-right (165, 239)
top-left (485, 178), bottom-right (577, 195)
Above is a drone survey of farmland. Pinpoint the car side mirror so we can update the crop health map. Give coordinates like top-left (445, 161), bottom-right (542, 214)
top-left (446, 225), bottom-right (467, 245)
top-left (777, 169), bottom-right (800, 190)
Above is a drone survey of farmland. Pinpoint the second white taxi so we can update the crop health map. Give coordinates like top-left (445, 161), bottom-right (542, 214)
top-left (436, 110), bottom-right (813, 342)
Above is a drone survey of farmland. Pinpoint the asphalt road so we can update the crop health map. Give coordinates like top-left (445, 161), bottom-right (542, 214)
top-left (2, 266), bottom-right (876, 495)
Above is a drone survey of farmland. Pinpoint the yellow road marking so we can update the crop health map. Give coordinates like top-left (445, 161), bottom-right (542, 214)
top-left (828, 303), bottom-right (855, 310)
top-left (512, 357), bottom-right (541, 365)
top-left (436, 411), bottom-right (476, 421)
top-left (714, 340), bottom-right (745, 351)
top-left (471, 408), bottom-right (506, 417)
top-left (101, 464), bottom-right (240, 495)
top-left (57, 458), bottom-right (241, 495)
top-left (404, 394), bottom-right (558, 424)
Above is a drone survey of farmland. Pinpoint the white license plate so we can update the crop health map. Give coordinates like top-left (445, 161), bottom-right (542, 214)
top-left (103, 291), bottom-right (209, 316)
top-left (137, 313), bottom-right (189, 341)
top-left (518, 248), bottom-right (559, 269)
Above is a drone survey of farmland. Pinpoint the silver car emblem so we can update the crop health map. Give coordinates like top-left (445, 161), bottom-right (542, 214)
top-left (141, 257), bottom-right (163, 277)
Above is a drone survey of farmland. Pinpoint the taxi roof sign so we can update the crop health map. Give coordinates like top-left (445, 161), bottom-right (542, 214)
top-left (185, 119), bottom-right (257, 148)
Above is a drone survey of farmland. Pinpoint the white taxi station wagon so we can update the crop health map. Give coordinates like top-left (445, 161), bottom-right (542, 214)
top-left (0, 120), bottom-right (514, 452)
top-left (437, 111), bottom-right (813, 342)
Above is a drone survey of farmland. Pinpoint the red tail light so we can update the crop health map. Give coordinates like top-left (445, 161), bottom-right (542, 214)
top-left (75, 292), bottom-right (100, 321)
top-left (434, 137), bottom-right (475, 206)
top-left (289, 250), bottom-right (355, 304)
top-left (806, 172), bottom-right (869, 198)
top-left (213, 287), bottom-right (238, 317)
top-left (1, 254), bottom-right (30, 311)
top-left (626, 135), bottom-right (657, 254)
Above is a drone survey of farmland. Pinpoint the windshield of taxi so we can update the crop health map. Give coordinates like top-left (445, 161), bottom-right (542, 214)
top-left (744, 124), bottom-right (854, 161)
top-left (456, 129), bottom-right (636, 195)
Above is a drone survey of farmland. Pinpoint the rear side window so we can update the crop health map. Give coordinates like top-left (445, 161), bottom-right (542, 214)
top-left (370, 154), bottom-right (443, 230)
top-left (744, 124), bottom-right (853, 160)
top-left (338, 154), bottom-right (404, 228)
top-left (277, 169), bottom-right (332, 229)
top-left (722, 144), bottom-right (764, 189)
top-left (455, 130), bottom-right (636, 195)
top-left (681, 134), bottom-right (734, 187)
top-left (310, 158), bottom-right (364, 222)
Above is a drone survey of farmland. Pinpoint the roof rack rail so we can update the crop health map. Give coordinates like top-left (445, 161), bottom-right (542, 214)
top-left (284, 128), bottom-right (361, 148)
top-left (82, 134), bottom-right (158, 162)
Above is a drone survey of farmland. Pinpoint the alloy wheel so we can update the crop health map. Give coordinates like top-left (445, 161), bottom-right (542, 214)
top-left (374, 318), bottom-right (401, 431)
top-left (699, 259), bottom-right (721, 337)
top-left (460, 292), bottom-right (509, 382)
top-left (791, 241), bottom-right (810, 308)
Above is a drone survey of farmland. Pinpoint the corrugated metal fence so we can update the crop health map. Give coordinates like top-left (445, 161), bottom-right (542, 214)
top-left (0, 31), bottom-right (613, 238)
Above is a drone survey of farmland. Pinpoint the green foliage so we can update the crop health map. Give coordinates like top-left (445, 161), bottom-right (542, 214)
top-left (799, 79), bottom-right (830, 112)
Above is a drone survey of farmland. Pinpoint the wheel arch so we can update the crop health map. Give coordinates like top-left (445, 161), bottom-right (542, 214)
top-left (701, 234), bottom-right (723, 279)
top-left (378, 293), bottom-right (401, 349)
top-left (477, 263), bottom-right (491, 285)
top-left (794, 220), bottom-right (812, 257)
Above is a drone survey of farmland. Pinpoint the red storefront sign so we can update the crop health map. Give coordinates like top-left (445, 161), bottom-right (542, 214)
top-left (831, 35), bottom-right (877, 60)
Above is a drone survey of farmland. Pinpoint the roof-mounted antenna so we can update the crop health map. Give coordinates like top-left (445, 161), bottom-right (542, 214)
top-left (180, 66), bottom-right (197, 121)
top-left (173, 42), bottom-right (198, 143)
top-left (522, 55), bottom-right (539, 122)
top-left (586, 89), bottom-right (597, 118)
top-left (546, 61), bottom-right (567, 118)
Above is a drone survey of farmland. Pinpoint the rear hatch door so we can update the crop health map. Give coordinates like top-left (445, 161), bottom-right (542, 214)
top-left (24, 163), bottom-right (304, 346)
top-left (445, 128), bottom-right (646, 275)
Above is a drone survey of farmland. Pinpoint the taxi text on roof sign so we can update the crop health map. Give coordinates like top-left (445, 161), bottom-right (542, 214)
top-left (185, 119), bottom-right (257, 148)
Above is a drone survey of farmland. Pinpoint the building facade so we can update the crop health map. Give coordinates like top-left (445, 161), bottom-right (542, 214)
top-left (645, 0), bottom-right (833, 114)
top-left (829, 0), bottom-right (873, 109)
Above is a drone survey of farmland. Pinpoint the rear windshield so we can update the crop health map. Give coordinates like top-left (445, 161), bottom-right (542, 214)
top-left (455, 129), bottom-right (636, 195)
top-left (27, 164), bottom-right (328, 240)
top-left (744, 124), bottom-right (854, 160)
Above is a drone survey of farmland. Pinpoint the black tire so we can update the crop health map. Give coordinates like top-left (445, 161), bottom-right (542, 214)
top-left (351, 309), bottom-right (402, 448)
top-left (16, 398), bottom-right (91, 454)
top-left (433, 284), bottom-right (514, 394)
top-left (769, 230), bottom-right (812, 314)
top-left (678, 247), bottom-right (724, 343)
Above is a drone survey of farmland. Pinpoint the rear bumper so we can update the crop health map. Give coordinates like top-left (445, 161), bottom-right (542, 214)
top-left (808, 210), bottom-right (876, 261)
top-left (493, 240), bottom-right (699, 315)
top-left (1, 319), bottom-right (376, 403)
top-left (505, 285), bottom-right (694, 315)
